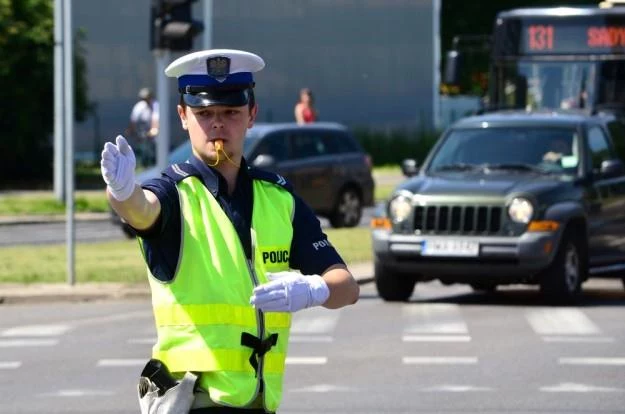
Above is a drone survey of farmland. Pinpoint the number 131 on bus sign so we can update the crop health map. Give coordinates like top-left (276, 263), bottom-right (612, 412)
top-left (528, 24), bottom-right (554, 51)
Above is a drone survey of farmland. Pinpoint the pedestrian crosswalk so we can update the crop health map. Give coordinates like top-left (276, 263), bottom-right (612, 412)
top-left (1, 302), bottom-right (623, 379)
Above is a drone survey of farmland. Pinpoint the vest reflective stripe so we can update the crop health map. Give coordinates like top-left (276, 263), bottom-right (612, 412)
top-left (152, 348), bottom-right (287, 374)
top-left (153, 304), bottom-right (291, 328)
top-left (145, 176), bottom-right (294, 412)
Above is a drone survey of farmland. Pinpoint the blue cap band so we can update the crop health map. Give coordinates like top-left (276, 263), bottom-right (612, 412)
top-left (178, 72), bottom-right (254, 89)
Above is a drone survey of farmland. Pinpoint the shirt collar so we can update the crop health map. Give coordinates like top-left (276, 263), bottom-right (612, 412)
top-left (187, 153), bottom-right (249, 197)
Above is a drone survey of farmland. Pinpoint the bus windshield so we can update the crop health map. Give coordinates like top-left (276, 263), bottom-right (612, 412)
top-left (494, 59), bottom-right (625, 111)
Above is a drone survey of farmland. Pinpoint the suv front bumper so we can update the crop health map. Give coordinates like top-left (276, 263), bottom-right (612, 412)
top-left (372, 229), bottom-right (563, 283)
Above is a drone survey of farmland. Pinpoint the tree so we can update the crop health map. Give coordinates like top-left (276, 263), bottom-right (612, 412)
top-left (0, 0), bottom-right (90, 187)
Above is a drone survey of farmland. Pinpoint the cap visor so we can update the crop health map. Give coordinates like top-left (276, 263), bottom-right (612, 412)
top-left (182, 90), bottom-right (249, 107)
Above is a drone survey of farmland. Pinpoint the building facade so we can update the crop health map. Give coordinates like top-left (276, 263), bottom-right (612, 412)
top-left (73, 0), bottom-right (440, 157)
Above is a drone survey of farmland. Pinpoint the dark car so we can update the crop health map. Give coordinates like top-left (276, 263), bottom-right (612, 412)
top-left (371, 110), bottom-right (625, 303)
top-left (113, 122), bottom-right (374, 236)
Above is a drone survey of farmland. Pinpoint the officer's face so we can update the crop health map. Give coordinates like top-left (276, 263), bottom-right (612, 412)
top-left (178, 103), bottom-right (258, 166)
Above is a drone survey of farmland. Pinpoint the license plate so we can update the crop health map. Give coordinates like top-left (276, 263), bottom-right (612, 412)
top-left (422, 239), bottom-right (479, 257)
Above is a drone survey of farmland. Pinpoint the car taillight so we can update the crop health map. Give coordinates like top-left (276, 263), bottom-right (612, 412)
top-left (364, 154), bottom-right (373, 170)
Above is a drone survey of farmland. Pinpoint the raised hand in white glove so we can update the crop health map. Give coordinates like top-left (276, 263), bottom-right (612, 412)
top-left (101, 135), bottom-right (137, 201)
top-left (250, 271), bottom-right (330, 313)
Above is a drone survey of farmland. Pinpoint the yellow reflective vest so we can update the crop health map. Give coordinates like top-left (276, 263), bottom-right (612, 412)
top-left (142, 174), bottom-right (294, 412)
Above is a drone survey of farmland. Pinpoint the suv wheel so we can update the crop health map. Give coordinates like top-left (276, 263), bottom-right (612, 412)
top-left (374, 260), bottom-right (416, 301)
top-left (330, 187), bottom-right (362, 228)
top-left (539, 228), bottom-right (586, 304)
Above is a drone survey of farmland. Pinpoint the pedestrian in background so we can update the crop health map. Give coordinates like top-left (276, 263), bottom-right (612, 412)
top-left (100, 49), bottom-right (359, 413)
top-left (294, 87), bottom-right (317, 124)
top-left (127, 87), bottom-right (159, 167)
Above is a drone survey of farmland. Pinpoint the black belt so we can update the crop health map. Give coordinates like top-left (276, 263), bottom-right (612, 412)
top-left (240, 332), bottom-right (278, 375)
top-left (189, 408), bottom-right (273, 414)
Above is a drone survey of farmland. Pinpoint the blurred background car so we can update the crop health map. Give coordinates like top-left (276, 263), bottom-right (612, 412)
top-left (112, 122), bottom-right (375, 237)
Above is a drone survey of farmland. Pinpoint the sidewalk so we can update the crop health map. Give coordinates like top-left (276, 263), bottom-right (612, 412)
top-left (0, 262), bottom-right (374, 305)
top-left (0, 212), bottom-right (110, 225)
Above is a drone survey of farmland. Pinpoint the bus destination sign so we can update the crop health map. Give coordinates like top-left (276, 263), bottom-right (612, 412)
top-left (521, 18), bottom-right (625, 54)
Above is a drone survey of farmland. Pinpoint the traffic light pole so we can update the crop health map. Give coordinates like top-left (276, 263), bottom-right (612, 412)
top-left (63, 0), bottom-right (75, 286)
top-left (54, 0), bottom-right (65, 201)
top-left (155, 49), bottom-right (171, 173)
top-left (202, 0), bottom-right (212, 48)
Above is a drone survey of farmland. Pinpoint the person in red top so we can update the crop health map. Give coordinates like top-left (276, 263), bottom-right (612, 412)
top-left (294, 87), bottom-right (317, 124)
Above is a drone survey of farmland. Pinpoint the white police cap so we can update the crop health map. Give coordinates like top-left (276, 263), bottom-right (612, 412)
top-left (165, 49), bottom-right (265, 107)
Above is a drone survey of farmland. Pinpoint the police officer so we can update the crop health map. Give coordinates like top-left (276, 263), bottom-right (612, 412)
top-left (100, 49), bottom-right (360, 413)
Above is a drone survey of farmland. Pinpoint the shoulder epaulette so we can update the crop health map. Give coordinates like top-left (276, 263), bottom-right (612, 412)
top-left (162, 162), bottom-right (201, 183)
top-left (247, 167), bottom-right (293, 192)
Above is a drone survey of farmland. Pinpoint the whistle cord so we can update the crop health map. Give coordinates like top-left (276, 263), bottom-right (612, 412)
top-left (207, 139), bottom-right (240, 168)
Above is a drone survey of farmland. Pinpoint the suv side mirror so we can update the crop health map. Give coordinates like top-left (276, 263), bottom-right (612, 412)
top-left (600, 158), bottom-right (625, 178)
top-left (401, 158), bottom-right (419, 177)
top-left (252, 154), bottom-right (276, 169)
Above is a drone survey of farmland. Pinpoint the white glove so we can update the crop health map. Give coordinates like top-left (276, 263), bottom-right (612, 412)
top-left (250, 271), bottom-right (330, 313)
top-left (101, 135), bottom-right (137, 201)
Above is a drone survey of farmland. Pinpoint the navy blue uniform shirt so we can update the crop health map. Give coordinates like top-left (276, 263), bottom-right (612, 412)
top-left (135, 154), bottom-right (345, 282)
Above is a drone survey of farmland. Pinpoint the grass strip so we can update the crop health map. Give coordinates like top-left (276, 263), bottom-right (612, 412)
top-left (0, 228), bottom-right (373, 284)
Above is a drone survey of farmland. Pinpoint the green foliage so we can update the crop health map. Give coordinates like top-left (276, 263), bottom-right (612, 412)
top-left (0, 0), bottom-right (91, 184)
top-left (353, 127), bottom-right (440, 166)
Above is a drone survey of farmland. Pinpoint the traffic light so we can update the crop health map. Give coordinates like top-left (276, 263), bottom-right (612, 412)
top-left (150, 0), bottom-right (204, 51)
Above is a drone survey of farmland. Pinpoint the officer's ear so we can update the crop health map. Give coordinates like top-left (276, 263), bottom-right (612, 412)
top-left (177, 105), bottom-right (188, 130)
top-left (248, 104), bottom-right (258, 128)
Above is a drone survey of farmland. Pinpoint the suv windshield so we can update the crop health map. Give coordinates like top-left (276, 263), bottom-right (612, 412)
top-left (428, 126), bottom-right (580, 175)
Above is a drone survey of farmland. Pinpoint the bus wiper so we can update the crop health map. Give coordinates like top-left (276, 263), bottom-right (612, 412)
top-left (434, 163), bottom-right (478, 172)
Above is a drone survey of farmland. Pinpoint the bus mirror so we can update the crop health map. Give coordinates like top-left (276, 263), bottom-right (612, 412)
top-left (444, 50), bottom-right (462, 85)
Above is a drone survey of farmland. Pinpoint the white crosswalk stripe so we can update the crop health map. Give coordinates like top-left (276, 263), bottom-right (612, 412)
top-left (286, 357), bottom-right (327, 365)
top-left (420, 384), bottom-right (493, 392)
top-left (290, 307), bottom-right (340, 334)
top-left (0, 361), bottom-right (21, 370)
top-left (526, 308), bottom-right (601, 335)
top-left (402, 303), bottom-right (468, 334)
top-left (38, 389), bottom-right (116, 397)
top-left (0, 339), bottom-right (58, 347)
top-left (559, 357), bottom-right (625, 366)
top-left (1, 324), bottom-right (72, 337)
top-left (403, 334), bottom-right (471, 342)
top-left (97, 359), bottom-right (146, 367)
top-left (127, 337), bottom-right (156, 345)
top-left (540, 382), bottom-right (625, 393)
top-left (289, 335), bottom-right (333, 343)
top-left (402, 356), bottom-right (478, 365)
top-left (542, 335), bottom-right (614, 343)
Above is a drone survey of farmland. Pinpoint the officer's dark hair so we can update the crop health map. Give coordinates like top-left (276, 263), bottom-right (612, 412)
top-left (178, 88), bottom-right (256, 111)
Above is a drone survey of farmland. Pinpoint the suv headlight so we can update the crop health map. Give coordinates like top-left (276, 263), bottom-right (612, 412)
top-left (389, 195), bottom-right (413, 223)
top-left (508, 197), bottom-right (534, 224)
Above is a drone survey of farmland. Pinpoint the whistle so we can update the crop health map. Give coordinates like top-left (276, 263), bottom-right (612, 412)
top-left (215, 139), bottom-right (223, 151)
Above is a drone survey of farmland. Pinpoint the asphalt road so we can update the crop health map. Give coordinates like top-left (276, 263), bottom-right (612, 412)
top-left (1, 281), bottom-right (624, 413)
top-left (0, 207), bottom-right (377, 246)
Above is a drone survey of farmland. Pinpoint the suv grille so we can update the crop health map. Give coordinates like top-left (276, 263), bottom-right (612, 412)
top-left (414, 205), bottom-right (503, 235)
